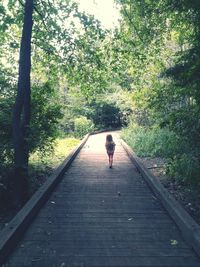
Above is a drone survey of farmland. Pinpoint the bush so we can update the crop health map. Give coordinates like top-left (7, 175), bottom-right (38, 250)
top-left (74, 116), bottom-right (94, 138)
top-left (0, 96), bottom-right (14, 164)
top-left (121, 123), bottom-right (181, 157)
top-left (29, 82), bottom-right (63, 154)
top-left (90, 102), bottom-right (121, 129)
top-left (167, 154), bottom-right (200, 185)
top-left (0, 81), bottom-right (63, 167)
top-left (121, 123), bottom-right (200, 185)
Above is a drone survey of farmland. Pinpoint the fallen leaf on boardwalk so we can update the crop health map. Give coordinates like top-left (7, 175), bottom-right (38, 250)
top-left (128, 218), bottom-right (133, 221)
top-left (60, 263), bottom-right (66, 267)
top-left (51, 201), bottom-right (56, 204)
top-left (170, 239), bottom-right (178, 245)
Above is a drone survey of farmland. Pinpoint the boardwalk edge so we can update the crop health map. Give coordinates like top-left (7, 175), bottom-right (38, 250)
top-left (0, 134), bottom-right (90, 265)
top-left (121, 138), bottom-right (200, 257)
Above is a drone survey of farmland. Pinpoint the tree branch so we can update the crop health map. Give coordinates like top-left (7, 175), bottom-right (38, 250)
top-left (122, 5), bottom-right (144, 44)
top-left (33, 3), bottom-right (49, 32)
top-left (18, 0), bottom-right (25, 7)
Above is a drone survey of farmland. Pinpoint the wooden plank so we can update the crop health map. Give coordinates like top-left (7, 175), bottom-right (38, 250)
top-left (6, 255), bottom-right (200, 267)
top-left (4, 132), bottom-right (200, 267)
top-left (9, 247), bottom-right (196, 257)
top-left (17, 239), bottom-right (190, 249)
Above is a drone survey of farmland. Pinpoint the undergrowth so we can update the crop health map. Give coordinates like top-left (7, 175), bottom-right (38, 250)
top-left (28, 137), bottom-right (80, 194)
top-left (121, 123), bottom-right (200, 186)
top-left (0, 137), bottom-right (80, 212)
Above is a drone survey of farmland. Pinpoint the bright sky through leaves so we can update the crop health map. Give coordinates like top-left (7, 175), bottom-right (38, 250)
top-left (75, 0), bottom-right (120, 29)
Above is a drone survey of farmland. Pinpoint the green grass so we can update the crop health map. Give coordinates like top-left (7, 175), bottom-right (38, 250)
top-left (30, 137), bottom-right (80, 167)
top-left (29, 137), bottom-right (80, 194)
top-left (49, 137), bottom-right (80, 166)
top-left (121, 123), bottom-right (180, 158)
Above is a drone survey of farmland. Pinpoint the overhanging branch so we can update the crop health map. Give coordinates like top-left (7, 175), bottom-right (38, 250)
top-left (122, 5), bottom-right (144, 44)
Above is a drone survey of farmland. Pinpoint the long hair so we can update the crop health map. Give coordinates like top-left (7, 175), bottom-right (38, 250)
top-left (106, 134), bottom-right (113, 142)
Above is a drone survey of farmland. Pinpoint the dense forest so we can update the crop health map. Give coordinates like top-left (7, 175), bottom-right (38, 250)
top-left (0, 0), bottom-right (200, 210)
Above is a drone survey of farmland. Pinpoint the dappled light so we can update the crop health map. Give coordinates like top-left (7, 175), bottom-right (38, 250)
top-left (1, 0), bottom-right (200, 266)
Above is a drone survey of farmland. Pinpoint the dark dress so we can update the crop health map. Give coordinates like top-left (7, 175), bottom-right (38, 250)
top-left (106, 141), bottom-right (115, 155)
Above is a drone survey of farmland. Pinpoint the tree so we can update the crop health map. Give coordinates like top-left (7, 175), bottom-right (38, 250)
top-left (12, 0), bottom-right (34, 205)
top-left (114, 0), bottom-right (200, 183)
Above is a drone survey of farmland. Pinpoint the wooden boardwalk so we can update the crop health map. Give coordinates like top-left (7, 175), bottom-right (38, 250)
top-left (4, 132), bottom-right (200, 266)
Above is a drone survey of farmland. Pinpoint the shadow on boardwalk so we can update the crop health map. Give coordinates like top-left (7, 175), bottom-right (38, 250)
top-left (4, 132), bottom-right (200, 266)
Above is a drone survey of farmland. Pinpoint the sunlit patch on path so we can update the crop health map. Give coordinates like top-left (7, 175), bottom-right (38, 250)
top-left (5, 132), bottom-right (200, 266)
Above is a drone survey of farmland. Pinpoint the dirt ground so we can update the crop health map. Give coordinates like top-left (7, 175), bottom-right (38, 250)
top-left (141, 157), bottom-right (200, 225)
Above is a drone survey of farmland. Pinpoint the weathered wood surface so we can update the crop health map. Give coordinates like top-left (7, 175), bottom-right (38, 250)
top-left (4, 132), bottom-right (200, 266)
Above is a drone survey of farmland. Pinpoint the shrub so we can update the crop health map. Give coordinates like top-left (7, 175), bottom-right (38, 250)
top-left (74, 116), bottom-right (94, 138)
top-left (29, 82), bottom-right (63, 154)
top-left (0, 82), bottom-right (63, 167)
top-left (121, 123), bottom-right (181, 157)
top-left (167, 154), bottom-right (200, 185)
top-left (121, 123), bottom-right (200, 185)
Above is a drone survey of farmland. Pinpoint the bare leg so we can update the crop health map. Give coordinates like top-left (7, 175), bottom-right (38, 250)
top-left (110, 154), bottom-right (113, 167)
top-left (108, 155), bottom-right (111, 167)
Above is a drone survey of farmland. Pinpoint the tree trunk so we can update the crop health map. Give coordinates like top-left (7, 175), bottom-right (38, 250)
top-left (12, 0), bottom-right (34, 207)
